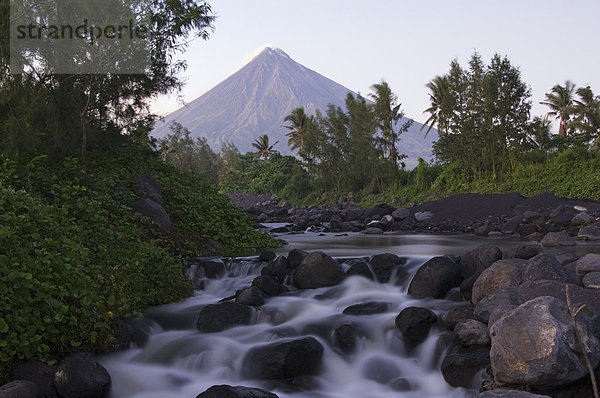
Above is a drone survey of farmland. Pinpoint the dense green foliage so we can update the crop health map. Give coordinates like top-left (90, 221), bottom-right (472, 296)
top-left (0, 148), bottom-right (277, 378)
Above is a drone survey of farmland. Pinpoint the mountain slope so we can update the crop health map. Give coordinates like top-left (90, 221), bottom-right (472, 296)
top-left (151, 46), bottom-right (437, 168)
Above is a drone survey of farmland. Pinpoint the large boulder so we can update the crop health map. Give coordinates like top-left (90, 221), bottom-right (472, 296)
top-left (541, 232), bottom-right (576, 247)
top-left (10, 361), bottom-right (57, 398)
top-left (452, 319), bottom-right (490, 347)
top-left (461, 246), bottom-right (503, 279)
top-left (407, 256), bottom-right (461, 299)
top-left (196, 302), bottom-right (255, 333)
top-left (440, 345), bottom-right (491, 388)
top-left (133, 174), bottom-right (163, 205)
top-left (440, 306), bottom-right (475, 331)
top-left (252, 275), bottom-right (289, 297)
top-left (333, 324), bottom-right (359, 354)
top-left (523, 253), bottom-right (578, 284)
top-left (391, 207), bottom-right (410, 221)
top-left (471, 259), bottom-right (526, 305)
top-left (236, 286), bottom-right (265, 306)
top-left (195, 385), bottom-right (279, 398)
top-left (474, 287), bottom-right (519, 324)
top-left (395, 307), bottom-right (437, 346)
top-left (242, 337), bottom-right (324, 380)
top-left (369, 253), bottom-right (406, 283)
top-left (345, 259), bottom-right (374, 280)
top-left (130, 198), bottom-right (171, 233)
top-left (343, 301), bottom-right (390, 315)
top-left (573, 253), bottom-right (600, 277)
top-left (0, 380), bottom-right (42, 398)
top-left (293, 252), bottom-right (345, 289)
top-left (578, 223), bottom-right (600, 241)
top-left (54, 352), bottom-right (111, 398)
top-left (489, 296), bottom-right (600, 389)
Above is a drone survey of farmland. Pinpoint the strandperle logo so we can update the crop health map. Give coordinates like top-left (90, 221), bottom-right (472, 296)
top-left (10, 0), bottom-right (151, 74)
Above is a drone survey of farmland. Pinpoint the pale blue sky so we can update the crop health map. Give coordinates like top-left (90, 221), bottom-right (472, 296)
top-left (152, 0), bottom-right (600, 126)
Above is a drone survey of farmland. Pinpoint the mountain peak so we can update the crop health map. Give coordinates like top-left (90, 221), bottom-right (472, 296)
top-left (254, 44), bottom-right (290, 59)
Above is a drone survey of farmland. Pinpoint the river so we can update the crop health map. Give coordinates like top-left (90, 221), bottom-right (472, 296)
top-left (98, 231), bottom-right (599, 398)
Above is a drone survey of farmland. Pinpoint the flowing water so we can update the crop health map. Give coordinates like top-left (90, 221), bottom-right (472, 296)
top-left (99, 231), bottom-right (599, 398)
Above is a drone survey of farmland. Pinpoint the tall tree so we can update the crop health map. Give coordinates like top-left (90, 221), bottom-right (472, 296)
top-left (572, 86), bottom-right (600, 147)
top-left (540, 80), bottom-right (576, 137)
top-left (421, 75), bottom-right (453, 137)
top-left (252, 134), bottom-right (279, 160)
top-left (283, 107), bottom-right (310, 156)
top-left (370, 81), bottom-right (412, 168)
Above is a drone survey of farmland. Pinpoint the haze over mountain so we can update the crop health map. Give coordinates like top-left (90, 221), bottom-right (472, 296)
top-left (151, 46), bottom-right (437, 168)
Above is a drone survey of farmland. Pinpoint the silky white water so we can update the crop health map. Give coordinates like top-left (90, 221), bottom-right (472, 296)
top-left (99, 233), bottom-right (538, 398)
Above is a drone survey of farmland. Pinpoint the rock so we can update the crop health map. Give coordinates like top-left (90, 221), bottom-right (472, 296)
top-left (408, 256), bottom-right (461, 299)
top-left (516, 223), bottom-right (538, 237)
top-left (130, 198), bottom-right (171, 233)
top-left (578, 223), bottom-right (600, 240)
top-left (345, 259), bottom-right (374, 280)
top-left (552, 205), bottom-right (574, 227)
top-left (389, 377), bottom-right (412, 391)
top-left (489, 296), bottom-right (600, 389)
top-left (583, 272), bottom-right (600, 289)
top-left (236, 286), bottom-right (264, 306)
top-left (395, 307), bottom-right (437, 346)
top-left (111, 317), bottom-right (154, 349)
top-left (293, 252), bottom-right (345, 289)
top-left (263, 256), bottom-right (291, 283)
top-left (478, 390), bottom-right (551, 398)
top-left (544, 248), bottom-right (577, 265)
top-left (414, 211), bottom-right (434, 222)
top-left (258, 251), bottom-right (277, 262)
top-left (473, 287), bottom-right (519, 324)
top-left (440, 345), bottom-right (491, 388)
top-left (363, 227), bottom-right (383, 234)
top-left (188, 259), bottom-right (226, 280)
top-left (242, 337), bottom-right (324, 380)
top-left (363, 204), bottom-right (395, 222)
top-left (541, 232), bottom-right (576, 247)
top-left (133, 173), bottom-right (163, 205)
top-left (195, 385), bottom-right (279, 398)
top-left (508, 245), bottom-right (541, 260)
top-left (380, 214), bottom-right (394, 225)
top-left (487, 306), bottom-right (517, 328)
top-left (573, 253), bottom-right (600, 277)
top-left (452, 320), bottom-right (490, 347)
top-left (362, 357), bottom-right (400, 384)
top-left (571, 212), bottom-right (591, 225)
top-left (460, 246), bottom-right (503, 279)
top-left (440, 306), bottom-right (475, 331)
top-left (333, 324), bottom-right (358, 353)
top-left (471, 259), bottom-right (526, 305)
top-left (460, 275), bottom-right (477, 301)
top-left (54, 352), bottom-right (111, 398)
top-left (391, 207), bottom-right (411, 221)
top-left (10, 361), bottom-right (57, 397)
top-left (0, 380), bottom-right (42, 398)
top-left (523, 253), bottom-right (578, 284)
top-left (343, 302), bottom-right (390, 315)
top-left (252, 275), bottom-right (289, 297)
top-left (369, 253), bottom-right (406, 283)
top-left (197, 302), bottom-right (254, 333)
top-left (501, 216), bottom-right (521, 234)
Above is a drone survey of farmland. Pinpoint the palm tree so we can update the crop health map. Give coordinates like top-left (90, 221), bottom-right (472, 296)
top-left (421, 75), bottom-right (453, 137)
top-left (283, 107), bottom-right (309, 154)
top-left (252, 134), bottom-right (279, 160)
top-left (572, 86), bottom-right (600, 147)
top-left (540, 80), bottom-right (576, 137)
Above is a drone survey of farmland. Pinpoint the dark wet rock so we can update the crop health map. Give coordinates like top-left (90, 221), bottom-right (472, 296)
top-left (523, 253), bottom-right (579, 285)
top-left (395, 307), bottom-right (437, 346)
top-left (258, 251), bottom-right (277, 262)
top-left (362, 357), bottom-right (400, 384)
top-left (369, 253), bottom-right (406, 283)
top-left (583, 272), bottom-right (600, 289)
top-left (460, 275), bottom-right (477, 302)
top-left (54, 352), bottom-right (111, 398)
top-left (242, 337), bottom-right (324, 380)
top-left (0, 380), bottom-right (42, 398)
top-left (133, 173), bottom-right (163, 205)
top-left (452, 320), bottom-right (490, 347)
top-left (541, 232), bottom-right (576, 247)
top-left (516, 223), bottom-right (538, 237)
top-left (408, 256), bottom-right (461, 299)
top-left (363, 204), bottom-right (395, 222)
top-left (414, 211), bottom-right (434, 222)
top-left (578, 223), bottom-right (600, 240)
top-left (130, 198), bottom-right (171, 233)
top-left (263, 256), bottom-right (291, 283)
top-left (363, 227), bottom-right (383, 234)
top-left (111, 317), bottom-right (154, 349)
top-left (501, 216), bottom-right (521, 234)
top-left (197, 302), bottom-right (254, 333)
top-left (440, 306), bottom-right (475, 331)
top-left (391, 207), bottom-right (411, 221)
top-left (460, 246), bottom-right (503, 279)
top-left (490, 296), bottom-right (600, 388)
top-left (487, 306), bottom-right (517, 328)
top-left (188, 259), bottom-right (226, 281)
top-left (236, 286), bottom-right (265, 306)
top-left (440, 345), bottom-right (491, 388)
top-left (252, 275), bottom-right (289, 297)
top-left (343, 301), bottom-right (390, 315)
top-left (477, 390), bottom-right (551, 398)
top-left (473, 287), bottom-right (519, 324)
top-left (508, 244), bottom-right (541, 260)
top-left (195, 385), bottom-right (279, 398)
top-left (11, 361), bottom-right (57, 398)
top-left (471, 259), bottom-right (526, 305)
top-left (571, 211), bottom-right (591, 225)
top-left (293, 252), bottom-right (345, 289)
top-left (544, 249), bottom-right (577, 265)
top-left (573, 253), bottom-right (600, 277)
top-left (389, 377), bottom-right (412, 392)
top-left (345, 259), bottom-right (374, 280)
top-left (333, 324), bottom-right (358, 353)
